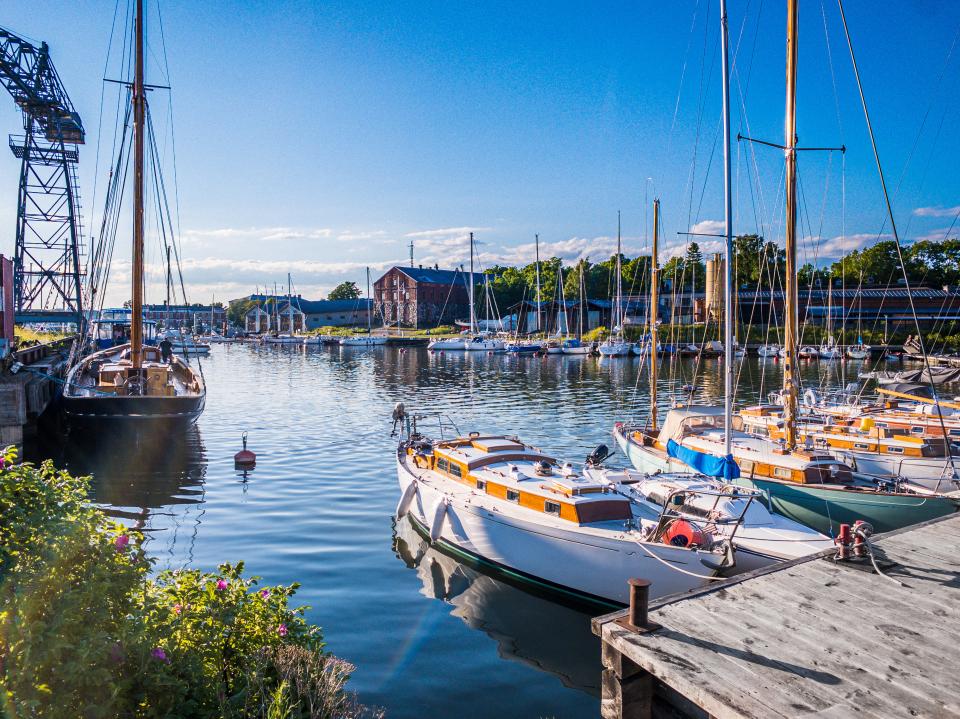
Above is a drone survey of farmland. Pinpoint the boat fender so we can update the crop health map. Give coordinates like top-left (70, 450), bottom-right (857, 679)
top-left (662, 519), bottom-right (705, 548)
top-left (429, 498), bottom-right (449, 542)
top-left (396, 480), bottom-right (418, 518)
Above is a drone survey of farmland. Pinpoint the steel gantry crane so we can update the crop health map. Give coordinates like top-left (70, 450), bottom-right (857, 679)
top-left (0, 26), bottom-right (85, 326)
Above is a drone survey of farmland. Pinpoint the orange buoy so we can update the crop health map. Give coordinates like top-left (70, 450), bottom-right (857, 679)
top-left (234, 432), bottom-right (256, 468)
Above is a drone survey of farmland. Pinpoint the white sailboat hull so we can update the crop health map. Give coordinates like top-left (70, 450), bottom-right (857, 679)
top-left (598, 341), bottom-right (633, 357)
top-left (397, 458), bottom-right (721, 604)
top-left (340, 336), bottom-right (387, 346)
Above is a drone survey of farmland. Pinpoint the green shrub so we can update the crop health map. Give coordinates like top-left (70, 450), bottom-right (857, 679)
top-left (582, 326), bottom-right (608, 342)
top-left (0, 448), bottom-right (377, 719)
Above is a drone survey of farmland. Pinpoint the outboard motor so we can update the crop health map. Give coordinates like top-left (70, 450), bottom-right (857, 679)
top-left (586, 444), bottom-right (611, 467)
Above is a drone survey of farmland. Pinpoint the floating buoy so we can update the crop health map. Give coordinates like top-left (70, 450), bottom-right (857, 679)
top-left (663, 519), bottom-right (705, 548)
top-left (234, 432), bottom-right (256, 469)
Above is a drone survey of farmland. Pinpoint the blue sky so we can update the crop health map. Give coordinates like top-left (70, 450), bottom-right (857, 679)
top-left (1, 1), bottom-right (959, 305)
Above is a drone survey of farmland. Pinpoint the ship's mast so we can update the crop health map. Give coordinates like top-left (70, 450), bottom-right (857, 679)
top-left (468, 232), bottom-right (476, 333)
top-left (650, 199), bottom-right (660, 430)
top-left (130, 0), bottom-right (145, 368)
top-left (782, 0), bottom-right (800, 450)
top-left (534, 233), bottom-right (542, 333)
top-left (721, 0), bottom-right (734, 455)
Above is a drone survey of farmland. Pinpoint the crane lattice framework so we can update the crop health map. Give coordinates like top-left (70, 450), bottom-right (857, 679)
top-left (0, 27), bottom-right (85, 325)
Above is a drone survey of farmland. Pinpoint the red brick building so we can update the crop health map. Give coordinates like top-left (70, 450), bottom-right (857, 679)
top-left (373, 266), bottom-right (471, 328)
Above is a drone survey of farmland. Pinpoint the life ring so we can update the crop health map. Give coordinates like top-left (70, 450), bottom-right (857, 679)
top-left (803, 388), bottom-right (820, 408)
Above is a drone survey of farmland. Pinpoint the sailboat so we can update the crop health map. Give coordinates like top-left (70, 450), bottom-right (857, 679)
top-left (428, 234), bottom-right (504, 352)
top-left (562, 260), bottom-right (592, 354)
top-left (340, 268), bottom-right (387, 346)
top-left (394, 420), bottom-right (737, 606)
top-left (63, 0), bottom-right (205, 425)
top-left (598, 212), bottom-right (633, 357)
top-left (264, 274), bottom-right (305, 344)
top-left (613, 0), bottom-right (960, 536)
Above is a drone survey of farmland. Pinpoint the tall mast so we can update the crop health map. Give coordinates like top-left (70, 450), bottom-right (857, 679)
top-left (534, 233), bottom-right (542, 333)
top-left (650, 199), bottom-right (660, 430)
top-left (721, 0), bottom-right (734, 455)
top-left (130, 0), bottom-right (145, 368)
top-left (468, 232), bottom-right (476, 333)
top-left (366, 267), bottom-right (372, 334)
top-left (287, 272), bottom-right (293, 333)
top-left (782, 0), bottom-right (800, 450)
top-left (579, 261), bottom-right (585, 338)
top-left (616, 211), bottom-right (623, 337)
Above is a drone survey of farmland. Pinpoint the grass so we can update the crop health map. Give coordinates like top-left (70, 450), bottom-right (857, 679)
top-left (13, 326), bottom-right (71, 347)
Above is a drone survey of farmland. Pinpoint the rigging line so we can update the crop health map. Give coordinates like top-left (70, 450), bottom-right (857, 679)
top-left (87, 0), bottom-right (124, 266)
top-left (665, 0), bottom-right (703, 167)
top-left (837, 0), bottom-right (956, 475)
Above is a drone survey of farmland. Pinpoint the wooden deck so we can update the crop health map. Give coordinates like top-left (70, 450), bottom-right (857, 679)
top-left (593, 512), bottom-right (960, 719)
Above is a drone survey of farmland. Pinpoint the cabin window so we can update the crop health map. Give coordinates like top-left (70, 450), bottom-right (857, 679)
top-left (875, 422), bottom-right (887, 428)
top-left (449, 463), bottom-right (463, 478)
top-left (854, 443), bottom-right (870, 450)
top-left (739, 459), bottom-right (754, 472)
top-left (506, 489), bottom-right (520, 502)
top-left (475, 479), bottom-right (486, 491)
top-left (773, 467), bottom-right (793, 480)
top-left (544, 500), bottom-right (561, 515)
top-left (436, 457), bottom-right (449, 473)
top-left (888, 447), bottom-right (904, 454)
top-left (911, 426), bottom-right (924, 435)
top-left (948, 429), bottom-right (960, 437)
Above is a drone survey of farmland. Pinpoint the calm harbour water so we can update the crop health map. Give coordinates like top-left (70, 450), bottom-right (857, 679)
top-left (28, 345), bottom-right (874, 718)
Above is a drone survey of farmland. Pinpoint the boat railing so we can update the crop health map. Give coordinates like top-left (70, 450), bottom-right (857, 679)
top-left (649, 485), bottom-right (762, 546)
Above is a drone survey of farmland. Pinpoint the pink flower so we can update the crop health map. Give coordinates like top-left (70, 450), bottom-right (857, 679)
top-left (277, 623), bottom-right (288, 637)
top-left (114, 534), bottom-right (130, 552)
top-left (260, 589), bottom-right (270, 598)
top-left (0, 457), bottom-right (6, 470)
top-left (215, 579), bottom-right (228, 591)
top-left (173, 603), bottom-right (182, 615)
top-left (151, 647), bottom-right (169, 662)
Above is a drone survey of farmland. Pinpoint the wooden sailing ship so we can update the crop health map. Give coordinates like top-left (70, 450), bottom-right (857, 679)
top-left (63, 0), bottom-right (205, 425)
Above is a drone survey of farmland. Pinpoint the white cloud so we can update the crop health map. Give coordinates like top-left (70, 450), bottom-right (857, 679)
top-left (688, 219), bottom-right (726, 237)
top-left (179, 226), bottom-right (334, 245)
top-left (913, 205), bottom-right (960, 218)
top-left (813, 233), bottom-right (885, 258)
top-left (404, 226), bottom-right (490, 239)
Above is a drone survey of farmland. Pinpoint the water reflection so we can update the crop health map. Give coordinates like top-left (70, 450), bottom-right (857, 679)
top-left (392, 514), bottom-right (600, 696)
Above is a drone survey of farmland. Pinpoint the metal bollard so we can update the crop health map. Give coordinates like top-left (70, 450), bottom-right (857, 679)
top-left (617, 578), bottom-right (661, 634)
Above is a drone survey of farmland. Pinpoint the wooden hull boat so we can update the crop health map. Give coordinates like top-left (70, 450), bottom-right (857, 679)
top-left (596, 468), bottom-right (833, 572)
top-left (63, 343), bottom-right (205, 426)
top-left (613, 410), bottom-right (960, 536)
top-left (396, 431), bottom-right (734, 605)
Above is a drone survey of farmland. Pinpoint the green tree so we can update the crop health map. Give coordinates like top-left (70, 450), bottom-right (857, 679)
top-left (328, 281), bottom-right (362, 300)
top-left (227, 298), bottom-right (256, 326)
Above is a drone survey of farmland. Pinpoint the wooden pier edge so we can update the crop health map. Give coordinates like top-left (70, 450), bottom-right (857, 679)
top-left (592, 511), bottom-right (960, 719)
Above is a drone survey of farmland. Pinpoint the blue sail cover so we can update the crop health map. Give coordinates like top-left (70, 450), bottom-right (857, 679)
top-left (666, 439), bottom-right (741, 480)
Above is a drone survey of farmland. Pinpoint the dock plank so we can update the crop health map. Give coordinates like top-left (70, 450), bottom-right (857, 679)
top-left (599, 514), bottom-right (960, 718)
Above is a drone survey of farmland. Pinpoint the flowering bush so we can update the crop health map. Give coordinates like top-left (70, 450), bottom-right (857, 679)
top-left (0, 448), bottom-right (377, 718)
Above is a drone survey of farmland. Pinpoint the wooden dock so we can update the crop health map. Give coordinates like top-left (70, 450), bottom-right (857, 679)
top-left (593, 513), bottom-right (960, 719)
top-left (0, 336), bottom-right (75, 449)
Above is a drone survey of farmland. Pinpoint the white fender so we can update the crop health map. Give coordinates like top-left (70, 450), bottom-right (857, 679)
top-left (803, 388), bottom-right (819, 408)
top-left (396, 479), bottom-right (418, 518)
top-left (429, 498), bottom-right (449, 542)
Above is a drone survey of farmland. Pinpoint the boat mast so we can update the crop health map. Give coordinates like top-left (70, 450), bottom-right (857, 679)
top-left (535, 233), bottom-right (542, 333)
top-left (782, 0), bottom-right (800, 450)
top-left (287, 273), bottom-right (293, 333)
top-left (130, 0), bottom-right (145, 368)
top-left (366, 267), bottom-right (372, 334)
top-left (468, 232), bottom-right (476, 333)
top-left (579, 261), bottom-right (585, 338)
top-left (721, 0), bottom-right (734, 455)
top-left (650, 198), bottom-right (660, 430)
top-left (616, 211), bottom-right (623, 339)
